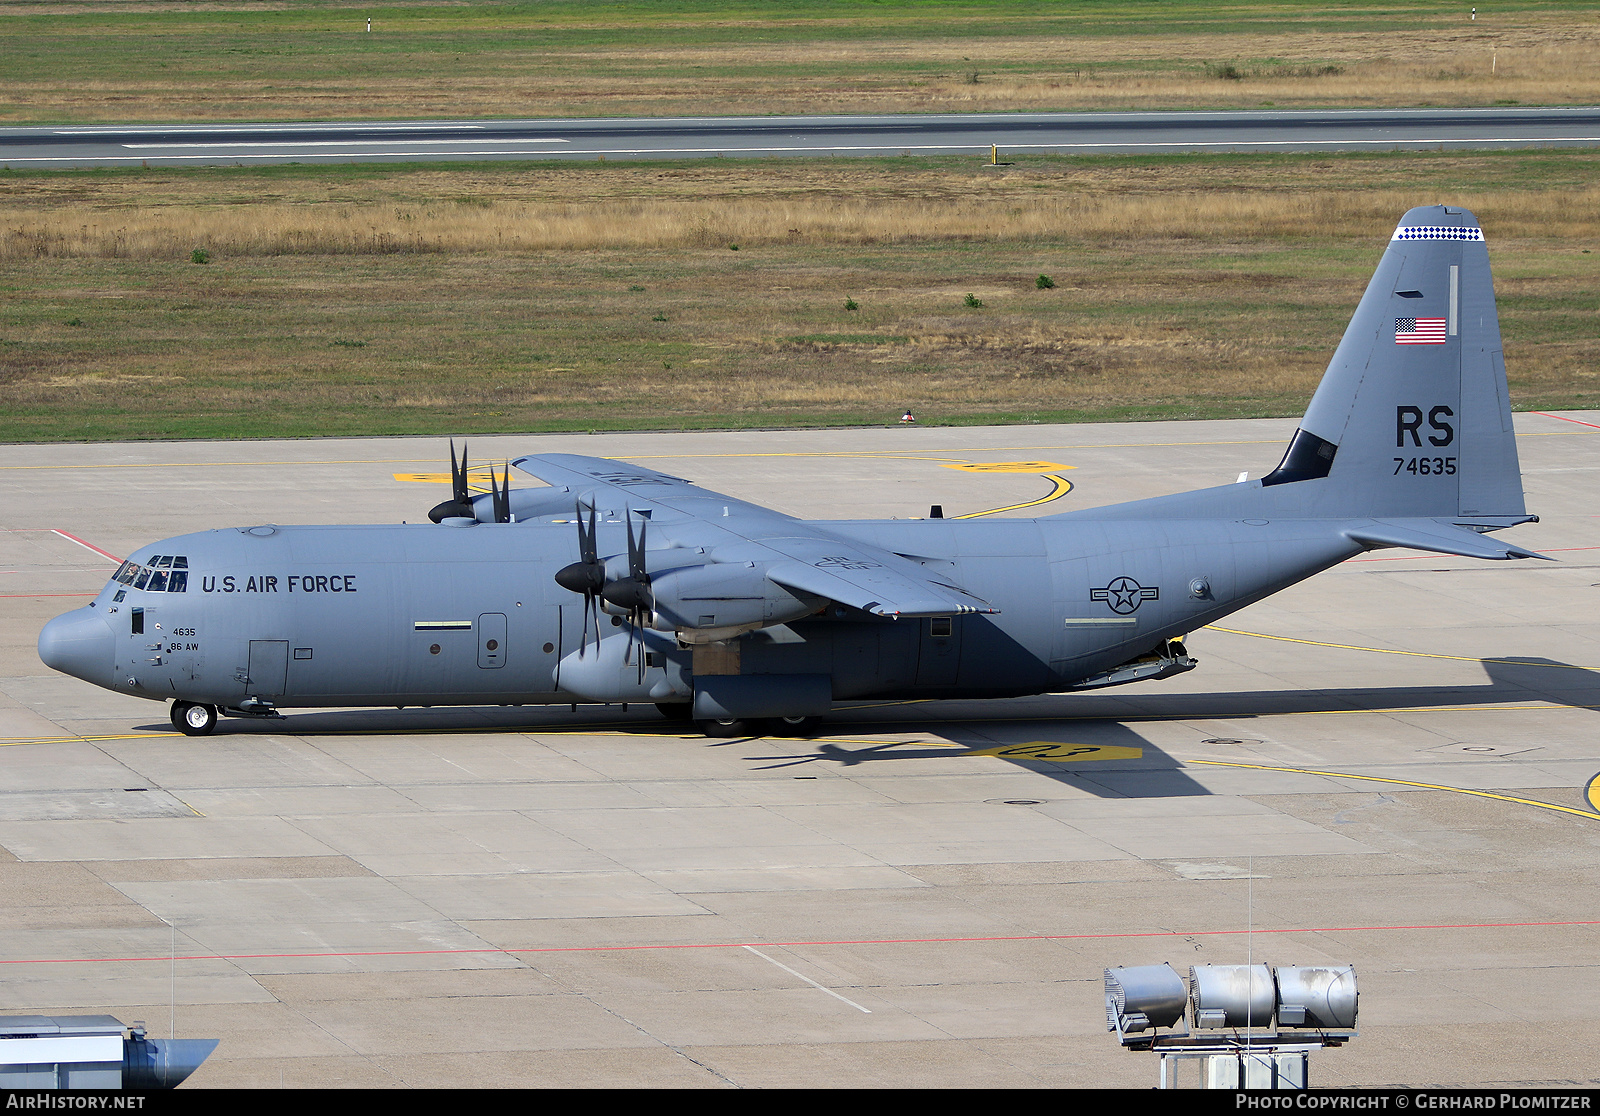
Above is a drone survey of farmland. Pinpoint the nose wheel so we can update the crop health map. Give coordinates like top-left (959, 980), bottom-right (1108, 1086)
top-left (170, 700), bottom-right (218, 736)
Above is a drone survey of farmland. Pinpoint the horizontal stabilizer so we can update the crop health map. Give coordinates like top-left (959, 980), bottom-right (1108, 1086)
top-left (1343, 519), bottom-right (1550, 561)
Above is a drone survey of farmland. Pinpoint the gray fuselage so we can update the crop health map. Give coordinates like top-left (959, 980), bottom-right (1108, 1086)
top-left (44, 511), bottom-right (1358, 711)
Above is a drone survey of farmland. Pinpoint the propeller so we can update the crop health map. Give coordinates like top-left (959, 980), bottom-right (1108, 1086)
top-left (428, 440), bottom-right (476, 523)
top-left (553, 505), bottom-right (657, 675)
top-left (427, 440), bottom-right (515, 524)
top-left (601, 510), bottom-right (656, 678)
top-left (553, 501), bottom-right (605, 655)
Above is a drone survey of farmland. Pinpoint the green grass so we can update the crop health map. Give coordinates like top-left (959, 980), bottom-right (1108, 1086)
top-left (4, 0), bottom-right (1599, 123)
top-left (4, 149), bottom-right (1599, 443)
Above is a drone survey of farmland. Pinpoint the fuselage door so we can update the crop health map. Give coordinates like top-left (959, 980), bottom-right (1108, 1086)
top-left (247, 640), bottom-right (288, 697)
top-left (478, 612), bottom-right (507, 669)
top-left (915, 615), bottom-right (961, 688)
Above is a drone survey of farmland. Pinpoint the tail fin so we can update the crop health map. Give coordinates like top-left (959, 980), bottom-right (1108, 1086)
top-left (1261, 205), bottom-right (1525, 521)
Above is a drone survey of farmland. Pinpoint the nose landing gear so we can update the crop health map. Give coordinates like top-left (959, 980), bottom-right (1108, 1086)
top-left (170, 700), bottom-right (218, 736)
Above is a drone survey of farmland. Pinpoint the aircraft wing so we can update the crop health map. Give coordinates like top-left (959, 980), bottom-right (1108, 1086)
top-left (511, 453), bottom-right (786, 518)
top-left (759, 541), bottom-right (996, 617)
top-left (513, 453), bottom-right (998, 617)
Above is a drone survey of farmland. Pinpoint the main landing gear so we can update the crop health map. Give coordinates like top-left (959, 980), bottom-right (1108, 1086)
top-left (170, 700), bottom-right (217, 736)
top-left (693, 714), bottom-right (823, 738)
top-left (655, 702), bottom-right (822, 738)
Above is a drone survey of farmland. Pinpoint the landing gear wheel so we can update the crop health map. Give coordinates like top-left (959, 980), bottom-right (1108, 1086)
top-left (770, 715), bottom-right (823, 738)
top-left (695, 717), bottom-right (756, 738)
top-left (170, 700), bottom-right (217, 736)
top-left (655, 702), bottom-right (694, 722)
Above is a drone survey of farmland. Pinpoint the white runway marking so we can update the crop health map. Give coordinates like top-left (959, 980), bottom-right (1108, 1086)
top-left (120, 138), bottom-right (569, 149)
top-left (742, 945), bottom-right (872, 1013)
top-left (50, 529), bottom-right (121, 564)
top-left (54, 123), bottom-right (487, 135)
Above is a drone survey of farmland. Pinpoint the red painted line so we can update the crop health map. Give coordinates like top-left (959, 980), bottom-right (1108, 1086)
top-left (51, 530), bottom-right (121, 563)
top-left (3, 920), bottom-right (1595, 967)
top-left (1533, 411), bottom-right (1600, 430)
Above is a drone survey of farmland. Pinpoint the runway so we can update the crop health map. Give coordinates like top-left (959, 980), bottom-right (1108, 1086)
top-left (2, 415), bottom-right (1598, 1088)
top-left (7, 107), bottom-right (1600, 168)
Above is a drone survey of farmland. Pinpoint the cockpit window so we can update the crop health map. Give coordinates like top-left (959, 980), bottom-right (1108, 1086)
top-left (116, 556), bottom-right (189, 593)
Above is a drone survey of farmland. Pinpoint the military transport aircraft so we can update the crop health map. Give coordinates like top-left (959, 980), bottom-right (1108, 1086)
top-left (38, 205), bottom-right (1542, 738)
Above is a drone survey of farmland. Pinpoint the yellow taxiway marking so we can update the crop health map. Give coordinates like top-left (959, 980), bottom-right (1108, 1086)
top-left (1, 427), bottom-right (1588, 474)
top-left (942, 461), bottom-right (1071, 473)
top-left (0, 732), bottom-right (181, 748)
top-left (1189, 758), bottom-right (1600, 821)
top-left (1206, 626), bottom-right (1600, 671)
top-left (955, 474), bottom-right (1074, 518)
top-left (392, 455), bottom-right (1079, 518)
top-left (965, 742), bottom-right (1142, 762)
top-left (393, 468), bottom-right (507, 485)
top-left (1588, 772), bottom-right (1600, 815)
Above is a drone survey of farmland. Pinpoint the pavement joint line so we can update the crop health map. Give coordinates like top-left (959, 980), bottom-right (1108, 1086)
top-left (5, 921), bottom-right (1597, 968)
top-left (1204, 625), bottom-right (1600, 670)
top-left (1186, 758), bottom-right (1600, 821)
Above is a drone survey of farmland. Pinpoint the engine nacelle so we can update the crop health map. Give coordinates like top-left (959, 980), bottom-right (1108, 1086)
top-left (646, 562), bottom-right (824, 634)
top-left (555, 632), bottom-right (686, 703)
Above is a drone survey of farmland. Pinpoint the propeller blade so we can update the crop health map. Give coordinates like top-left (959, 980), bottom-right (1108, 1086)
top-left (491, 463), bottom-right (511, 524)
top-left (580, 501), bottom-right (597, 565)
top-left (627, 509), bottom-right (649, 585)
top-left (428, 438), bottom-right (480, 523)
top-left (453, 440), bottom-right (470, 506)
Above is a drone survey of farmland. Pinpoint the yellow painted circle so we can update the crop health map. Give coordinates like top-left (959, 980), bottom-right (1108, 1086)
top-left (1587, 771), bottom-right (1600, 816)
top-left (943, 461), bottom-right (1073, 474)
top-left (967, 742), bottom-right (1142, 762)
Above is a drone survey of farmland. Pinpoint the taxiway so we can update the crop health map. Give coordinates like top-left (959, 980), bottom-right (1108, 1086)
top-left (1, 416), bottom-right (1597, 1088)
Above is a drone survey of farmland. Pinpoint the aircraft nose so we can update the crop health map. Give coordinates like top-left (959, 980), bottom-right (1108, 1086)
top-left (38, 607), bottom-right (115, 686)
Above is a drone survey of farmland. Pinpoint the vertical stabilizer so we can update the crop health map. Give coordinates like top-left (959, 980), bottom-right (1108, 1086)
top-left (1261, 205), bottom-right (1524, 520)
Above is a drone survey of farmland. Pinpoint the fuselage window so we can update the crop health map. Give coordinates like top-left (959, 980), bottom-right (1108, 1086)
top-left (132, 568), bottom-right (151, 590)
top-left (167, 571), bottom-right (188, 593)
top-left (147, 569), bottom-right (169, 592)
top-left (115, 563), bottom-right (139, 585)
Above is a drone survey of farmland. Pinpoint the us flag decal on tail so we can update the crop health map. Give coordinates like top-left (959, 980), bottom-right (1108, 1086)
top-left (1395, 317), bottom-right (1447, 345)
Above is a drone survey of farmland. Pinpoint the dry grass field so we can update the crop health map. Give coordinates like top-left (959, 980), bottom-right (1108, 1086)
top-left (3, 151), bottom-right (1596, 441)
top-left (4, 1), bottom-right (1600, 124)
